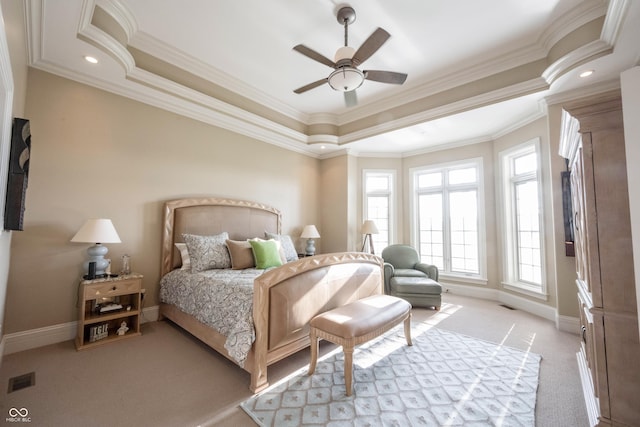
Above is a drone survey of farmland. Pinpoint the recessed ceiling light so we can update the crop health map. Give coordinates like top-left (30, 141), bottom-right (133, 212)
top-left (84, 56), bottom-right (98, 64)
top-left (579, 70), bottom-right (594, 78)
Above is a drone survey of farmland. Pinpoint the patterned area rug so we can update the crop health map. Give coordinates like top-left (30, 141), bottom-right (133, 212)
top-left (241, 325), bottom-right (541, 426)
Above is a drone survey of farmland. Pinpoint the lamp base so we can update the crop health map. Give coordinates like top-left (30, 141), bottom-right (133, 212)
top-left (305, 239), bottom-right (316, 256)
top-left (361, 234), bottom-right (375, 254)
top-left (83, 243), bottom-right (110, 276)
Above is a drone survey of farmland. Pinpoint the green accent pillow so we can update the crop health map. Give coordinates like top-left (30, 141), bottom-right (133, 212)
top-left (249, 239), bottom-right (284, 269)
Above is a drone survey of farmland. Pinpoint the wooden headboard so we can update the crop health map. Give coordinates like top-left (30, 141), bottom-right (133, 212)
top-left (161, 197), bottom-right (282, 276)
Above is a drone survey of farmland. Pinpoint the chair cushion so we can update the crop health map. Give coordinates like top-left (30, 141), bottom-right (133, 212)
top-left (390, 277), bottom-right (442, 295)
top-left (310, 295), bottom-right (411, 339)
top-left (393, 268), bottom-right (428, 278)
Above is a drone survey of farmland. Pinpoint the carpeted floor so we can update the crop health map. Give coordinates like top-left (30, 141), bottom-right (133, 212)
top-left (241, 324), bottom-right (541, 426)
top-left (0, 294), bottom-right (588, 426)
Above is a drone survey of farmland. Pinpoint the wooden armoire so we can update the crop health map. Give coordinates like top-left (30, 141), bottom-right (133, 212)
top-left (559, 90), bottom-right (640, 426)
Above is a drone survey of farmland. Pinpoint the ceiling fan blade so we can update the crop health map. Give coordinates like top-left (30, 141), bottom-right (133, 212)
top-left (344, 90), bottom-right (358, 107)
top-left (294, 78), bottom-right (328, 94)
top-left (364, 70), bottom-right (408, 85)
top-left (352, 28), bottom-right (391, 66)
top-left (293, 45), bottom-right (336, 68)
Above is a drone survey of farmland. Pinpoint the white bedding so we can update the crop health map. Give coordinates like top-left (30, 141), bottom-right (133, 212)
top-left (159, 268), bottom-right (266, 366)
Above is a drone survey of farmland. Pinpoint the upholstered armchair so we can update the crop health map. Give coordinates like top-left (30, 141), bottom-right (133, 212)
top-left (381, 244), bottom-right (442, 310)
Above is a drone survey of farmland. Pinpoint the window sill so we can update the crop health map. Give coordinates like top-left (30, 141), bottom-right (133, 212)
top-left (440, 273), bottom-right (487, 286)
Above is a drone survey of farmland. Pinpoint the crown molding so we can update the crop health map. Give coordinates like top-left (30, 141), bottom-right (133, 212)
top-left (339, 42), bottom-right (547, 126)
top-left (338, 77), bottom-right (548, 146)
top-left (97, 0), bottom-right (138, 39)
top-left (542, 39), bottom-right (613, 85)
top-left (538, 0), bottom-right (608, 50)
top-left (128, 32), bottom-right (308, 124)
top-left (601, 0), bottom-right (631, 45)
top-left (401, 136), bottom-right (494, 159)
top-left (544, 78), bottom-right (621, 106)
top-left (77, 15), bottom-right (136, 73)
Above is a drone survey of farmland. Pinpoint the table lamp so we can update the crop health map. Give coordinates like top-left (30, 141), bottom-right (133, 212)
top-left (301, 225), bottom-right (320, 256)
top-left (361, 220), bottom-right (379, 254)
top-left (71, 218), bottom-right (121, 278)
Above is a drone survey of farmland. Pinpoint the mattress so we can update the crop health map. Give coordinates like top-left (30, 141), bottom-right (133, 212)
top-left (160, 268), bottom-right (265, 366)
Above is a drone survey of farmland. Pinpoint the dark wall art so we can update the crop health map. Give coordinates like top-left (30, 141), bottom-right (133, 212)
top-left (561, 170), bottom-right (575, 257)
top-left (4, 118), bottom-right (31, 231)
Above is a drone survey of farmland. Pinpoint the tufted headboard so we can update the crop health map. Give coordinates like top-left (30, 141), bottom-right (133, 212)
top-left (160, 197), bottom-right (282, 276)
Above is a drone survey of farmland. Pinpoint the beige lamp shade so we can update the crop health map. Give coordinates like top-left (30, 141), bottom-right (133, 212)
top-left (71, 219), bottom-right (121, 277)
top-left (362, 220), bottom-right (379, 235)
top-left (71, 218), bottom-right (121, 243)
top-left (300, 225), bottom-right (320, 239)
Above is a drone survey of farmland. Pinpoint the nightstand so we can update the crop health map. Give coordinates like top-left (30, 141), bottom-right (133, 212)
top-left (76, 273), bottom-right (143, 350)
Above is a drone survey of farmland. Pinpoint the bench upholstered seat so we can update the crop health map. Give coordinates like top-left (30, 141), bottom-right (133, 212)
top-left (308, 294), bottom-right (412, 396)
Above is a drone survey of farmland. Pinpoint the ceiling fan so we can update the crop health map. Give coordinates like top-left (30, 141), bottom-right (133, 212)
top-left (293, 6), bottom-right (407, 107)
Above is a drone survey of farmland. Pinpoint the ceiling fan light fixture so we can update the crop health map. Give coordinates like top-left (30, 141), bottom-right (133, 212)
top-left (328, 67), bottom-right (364, 92)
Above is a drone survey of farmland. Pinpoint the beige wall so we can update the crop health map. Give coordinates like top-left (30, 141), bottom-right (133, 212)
top-left (5, 69), bottom-right (319, 334)
top-left (0, 0), bottom-right (28, 342)
top-left (319, 154), bottom-right (352, 253)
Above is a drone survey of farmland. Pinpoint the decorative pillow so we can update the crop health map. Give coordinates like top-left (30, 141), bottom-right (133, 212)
top-left (251, 237), bottom-right (287, 264)
top-left (182, 232), bottom-right (231, 272)
top-left (225, 239), bottom-right (256, 270)
top-left (265, 231), bottom-right (299, 262)
top-left (175, 242), bottom-right (191, 271)
top-left (249, 239), bottom-right (284, 269)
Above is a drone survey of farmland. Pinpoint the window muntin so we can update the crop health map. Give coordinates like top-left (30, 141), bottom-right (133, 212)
top-left (449, 190), bottom-right (479, 274)
top-left (418, 193), bottom-right (444, 269)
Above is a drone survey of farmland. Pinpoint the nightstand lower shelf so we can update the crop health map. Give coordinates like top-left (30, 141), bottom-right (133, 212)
top-left (76, 273), bottom-right (143, 350)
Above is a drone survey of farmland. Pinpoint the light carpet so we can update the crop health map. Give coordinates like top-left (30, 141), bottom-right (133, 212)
top-left (241, 324), bottom-right (541, 426)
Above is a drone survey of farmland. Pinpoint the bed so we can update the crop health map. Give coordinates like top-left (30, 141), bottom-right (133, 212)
top-left (158, 197), bottom-right (383, 392)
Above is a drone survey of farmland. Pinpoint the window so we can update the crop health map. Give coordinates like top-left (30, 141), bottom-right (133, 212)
top-left (411, 160), bottom-right (485, 280)
top-left (500, 139), bottom-right (545, 296)
top-left (363, 170), bottom-right (394, 253)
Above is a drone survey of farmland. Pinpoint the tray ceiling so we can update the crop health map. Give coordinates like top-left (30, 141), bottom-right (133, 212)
top-left (26, 0), bottom-right (640, 157)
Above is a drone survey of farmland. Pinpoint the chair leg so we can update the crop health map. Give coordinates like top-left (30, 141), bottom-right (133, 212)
top-left (308, 328), bottom-right (318, 375)
top-left (404, 314), bottom-right (413, 346)
top-left (343, 346), bottom-right (354, 396)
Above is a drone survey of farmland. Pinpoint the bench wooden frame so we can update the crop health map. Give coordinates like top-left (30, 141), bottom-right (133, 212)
top-left (308, 295), bottom-right (412, 396)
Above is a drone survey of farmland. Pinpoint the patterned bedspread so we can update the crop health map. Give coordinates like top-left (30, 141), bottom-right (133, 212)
top-left (159, 268), bottom-right (266, 367)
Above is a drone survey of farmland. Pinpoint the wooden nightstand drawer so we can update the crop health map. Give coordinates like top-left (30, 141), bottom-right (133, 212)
top-left (83, 278), bottom-right (141, 299)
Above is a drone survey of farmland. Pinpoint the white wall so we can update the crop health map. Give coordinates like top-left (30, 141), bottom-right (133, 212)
top-left (621, 66), bottom-right (640, 338)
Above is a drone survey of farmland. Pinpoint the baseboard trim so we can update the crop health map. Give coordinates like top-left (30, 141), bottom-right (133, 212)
top-left (2, 292), bottom-right (578, 355)
top-left (442, 282), bottom-right (578, 334)
top-left (2, 305), bottom-right (160, 355)
top-left (557, 314), bottom-right (581, 334)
